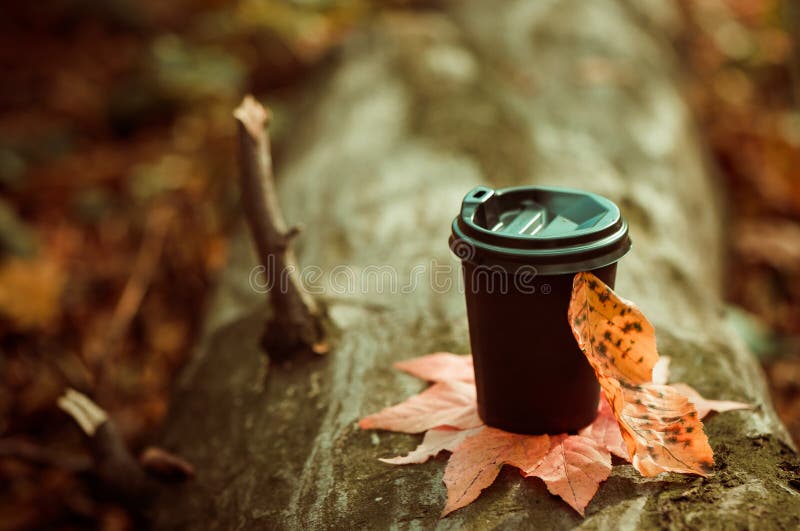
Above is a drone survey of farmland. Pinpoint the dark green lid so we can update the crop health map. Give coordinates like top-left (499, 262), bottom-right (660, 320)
top-left (450, 185), bottom-right (631, 274)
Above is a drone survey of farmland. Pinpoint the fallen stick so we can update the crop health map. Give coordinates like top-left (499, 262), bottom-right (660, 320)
top-left (234, 95), bottom-right (326, 360)
top-left (89, 205), bottom-right (173, 395)
top-left (57, 388), bottom-right (193, 506)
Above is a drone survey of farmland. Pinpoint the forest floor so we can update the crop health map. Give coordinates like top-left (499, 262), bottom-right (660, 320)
top-left (0, 1), bottom-right (798, 529)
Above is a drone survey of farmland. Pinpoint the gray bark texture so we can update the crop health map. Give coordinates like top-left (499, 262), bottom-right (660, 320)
top-left (151, 1), bottom-right (800, 529)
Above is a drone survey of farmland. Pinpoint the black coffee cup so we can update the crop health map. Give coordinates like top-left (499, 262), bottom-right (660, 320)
top-left (450, 185), bottom-right (631, 434)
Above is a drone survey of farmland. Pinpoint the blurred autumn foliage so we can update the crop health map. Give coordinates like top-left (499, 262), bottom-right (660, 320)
top-left (0, 1), bottom-right (368, 528)
top-left (0, 0), bottom-right (798, 529)
top-left (678, 0), bottom-right (800, 444)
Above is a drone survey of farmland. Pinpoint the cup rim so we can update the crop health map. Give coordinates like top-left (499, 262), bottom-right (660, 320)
top-left (450, 185), bottom-right (632, 274)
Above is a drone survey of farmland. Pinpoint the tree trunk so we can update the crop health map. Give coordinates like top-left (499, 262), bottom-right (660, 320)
top-left (152, 1), bottom-right (800, 528)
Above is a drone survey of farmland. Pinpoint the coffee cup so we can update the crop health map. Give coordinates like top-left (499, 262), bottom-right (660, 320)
top-left (450, 185), bottom-right (631, 434)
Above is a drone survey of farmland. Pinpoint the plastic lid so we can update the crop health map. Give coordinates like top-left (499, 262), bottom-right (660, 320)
top-left (450, 185), bottom-right (631, 274)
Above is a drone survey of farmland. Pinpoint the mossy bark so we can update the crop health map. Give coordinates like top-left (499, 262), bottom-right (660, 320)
top-left (152, 1), bottom-right (800, 529)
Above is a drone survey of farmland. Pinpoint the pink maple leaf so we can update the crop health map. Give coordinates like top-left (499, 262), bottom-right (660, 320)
top-left (379, 426), bottom-right (483, 465)
top-left (579, 395), bottom-right (629, 460)
top-left (358, 379), bottom-right (481, 433)
top-left (360, 346), bottom-right (753, 517)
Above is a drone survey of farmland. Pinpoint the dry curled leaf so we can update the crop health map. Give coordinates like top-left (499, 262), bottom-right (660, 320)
top-left (362, 345), bottom-right (750, 516)
top-left (526, 434), bottom-right (612, 516)
top-left (569, 272), bottom-right (658, 385)
top-left (569, 272), bottom-right (714, 477)
top-left (670, 383), bottom-right (753, 419)
top-left (648, 356), bottom-right (752, 419)
top-left (618, 383), bottom-right (714, 476)
top-left (358, 379), bottom-right (480, 433)
top-left (442, 427), bottom-right (550, 516)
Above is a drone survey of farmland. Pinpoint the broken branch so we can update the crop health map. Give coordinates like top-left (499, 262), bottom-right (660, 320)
top-left (234, 95), bottom-right (326, 360)
top-left (58, 388), bottom-right (193, 505)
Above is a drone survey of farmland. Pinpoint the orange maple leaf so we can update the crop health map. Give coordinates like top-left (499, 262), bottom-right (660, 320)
top-left (568, 272), bottom-right (715, 477)
top-left (372, 353), bottom-right (625, 516)
top-left (441, 427), bottom-right (550, 516)
top-left (362, 343), bottom-right (751, 515)
top-left (525, 434), bottom-right (612, 516)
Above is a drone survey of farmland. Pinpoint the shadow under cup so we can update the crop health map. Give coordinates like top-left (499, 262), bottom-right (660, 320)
top-left (450, 185), bottom-right (631, 435)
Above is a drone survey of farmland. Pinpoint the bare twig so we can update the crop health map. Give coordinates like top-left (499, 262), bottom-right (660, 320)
top-left (59, 388), bottom-right (149, 502)
top-left (234, 95), bottom-right (326, 360)
top-left (57, 388), bottom-right (194, 504)
top-left (58, 388), bottom-right (109, 436)
top-left (88, 205), bottom-right (173, 392)
top-left (139, 446), bottom-right (195, 482)
top-left (105, 206), bottom-right (173, 350)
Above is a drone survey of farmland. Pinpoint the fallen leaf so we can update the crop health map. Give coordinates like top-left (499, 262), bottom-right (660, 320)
top-left (380, 426), bottom-right (483, 465)
top-left (642, 355), bottom-right (752, 419)
top-left (526, 434), bottom-right (612, 516)
top-left (442, 427), bottom-right (550, 516)
top-left (358, 380), bottom-right (481, 433)
top-left (361, 348), bottom-right (750, 516)
top-left (569, 272), bottom-right (714, 477)
top-left (670, 383), bottom-right (753, 419)
top-left (619, 383), bottom-right (714, 477)
top-left (394, 352), bottom-right (474, 383)
top-left (579, 394), bottom-right (628, 460)
top-left (569, 272), bottom-right (658, 385)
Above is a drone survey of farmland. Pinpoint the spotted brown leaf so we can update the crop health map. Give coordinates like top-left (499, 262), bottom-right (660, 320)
top-left (568, 272), bottom-right (714, 477)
